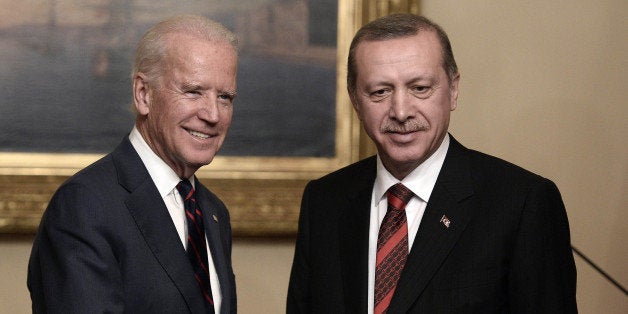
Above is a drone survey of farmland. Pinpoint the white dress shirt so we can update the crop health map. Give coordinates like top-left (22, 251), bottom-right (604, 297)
top-left (366, 134), bottom-right (450, 313)
top-left (129, 126), bottom-right (222, 312)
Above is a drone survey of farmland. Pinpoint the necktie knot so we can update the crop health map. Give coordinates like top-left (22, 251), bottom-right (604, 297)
top-left (176, 179), bottom-right (194, 202)
top-left (387, 183), bottom-right (413, 211)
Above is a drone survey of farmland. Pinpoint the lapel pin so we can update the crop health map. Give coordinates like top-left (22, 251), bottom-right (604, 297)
top-left (440, 214), bottom-right (451, 228)
top-left (212, 214), bottom-right (218, 223)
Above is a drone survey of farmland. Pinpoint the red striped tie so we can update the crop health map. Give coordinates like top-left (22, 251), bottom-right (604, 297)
top-left (177, 180), bottom-right (215, 314)
top-left (374, 183), bottom-right (414, 314)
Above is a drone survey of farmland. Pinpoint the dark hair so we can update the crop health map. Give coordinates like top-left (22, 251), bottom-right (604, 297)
top-left (347, 13), bottom-right (458, 96)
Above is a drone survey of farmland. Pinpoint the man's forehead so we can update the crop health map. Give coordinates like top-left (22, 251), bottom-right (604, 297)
top-left (357, 33), bottom-right (441, 64)
top-left (358, 31), bottom-right (440, 52)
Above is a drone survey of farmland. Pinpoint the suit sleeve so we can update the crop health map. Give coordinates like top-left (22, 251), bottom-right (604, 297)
top-left (28, 182), bottom-right (124, 313)
top-left (508, 179), bottom-right (577, 313)
top-left (287, 182), bottom-right (313, 314)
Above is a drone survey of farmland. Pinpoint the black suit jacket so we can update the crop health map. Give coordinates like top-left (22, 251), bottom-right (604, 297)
top-left (287, 136), bottom-right (577, 313)
top-left (28, 137), bottom-right (236, 313)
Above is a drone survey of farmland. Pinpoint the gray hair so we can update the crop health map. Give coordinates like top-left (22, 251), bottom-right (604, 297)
top-left (132, 14), bottom-right (238, 86)
top-left (347, 13), bottom-right (458, 96)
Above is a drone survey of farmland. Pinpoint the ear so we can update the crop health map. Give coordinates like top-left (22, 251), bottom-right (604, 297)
top-left (449, 73), bottom-right (460, 111)
top-left (133, 73), bottom-right (151, 115)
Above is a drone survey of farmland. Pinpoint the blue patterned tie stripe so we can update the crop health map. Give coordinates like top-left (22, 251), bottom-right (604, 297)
top-left (176, 179), bottom-right (215, 313)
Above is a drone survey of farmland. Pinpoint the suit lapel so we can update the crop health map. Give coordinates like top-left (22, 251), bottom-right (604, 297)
top-left (113, 138), bottom-right (206, 313)
top-left (195, 183), bottom-right (232, 314)
top-left (339, 157), bottom-right (377, 312)
top-left (387, 137), bottom-right (476, 312)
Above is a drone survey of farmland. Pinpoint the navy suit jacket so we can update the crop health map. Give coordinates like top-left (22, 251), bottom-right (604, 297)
top-left (287, 136), bottom-right (577, 313)
top-left (28, 137), bottom-right (236, 313)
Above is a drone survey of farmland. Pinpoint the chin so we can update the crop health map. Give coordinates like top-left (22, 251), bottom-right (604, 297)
top-left (184, 152), bottom-right (218, 168)
top-left (392, 156), bottom-right (423, 166)
top-left (388, 149), bottom-right (431, 166)
top-left (197, 156), bottom-right (217, 167)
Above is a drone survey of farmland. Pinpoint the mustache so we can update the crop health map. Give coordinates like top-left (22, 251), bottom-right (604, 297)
top-left (382, 120), bottom-right (429, 133)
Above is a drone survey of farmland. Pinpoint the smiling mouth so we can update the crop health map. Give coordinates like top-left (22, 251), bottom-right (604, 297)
top-left (188, 130), bottom-right (211, 139)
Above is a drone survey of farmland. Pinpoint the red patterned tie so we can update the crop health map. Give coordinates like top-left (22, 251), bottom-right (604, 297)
top-left (374, 183), bottom-right (414, 314)
top-left (177, 180), bottom-right (215, 314)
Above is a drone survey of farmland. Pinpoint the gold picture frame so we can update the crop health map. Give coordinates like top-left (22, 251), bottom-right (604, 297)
top-left (0, 0), bottom-right (419, 236)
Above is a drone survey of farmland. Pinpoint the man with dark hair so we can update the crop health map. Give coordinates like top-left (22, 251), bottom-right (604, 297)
top-left (288, 13), bottom-right (577, 313)
top-left (28, 15), bottom-right (238, 313)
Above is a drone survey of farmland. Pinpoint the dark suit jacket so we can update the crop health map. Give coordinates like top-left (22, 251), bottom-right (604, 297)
top-left (287, 136), bottom-right (577, 313)
top-left (28, 137), bottom-right (236, 313)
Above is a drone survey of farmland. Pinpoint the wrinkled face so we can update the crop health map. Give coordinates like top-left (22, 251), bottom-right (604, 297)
top-left (351, 31), bottom-right (459, 180)
top-left (134, 33), bottom-right (237, 178)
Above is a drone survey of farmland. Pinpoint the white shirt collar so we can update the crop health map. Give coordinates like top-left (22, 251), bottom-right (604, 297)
top-left (373, 134), bottom-right (450, 203)
top-left (128, 126), bottom-right (194, 198)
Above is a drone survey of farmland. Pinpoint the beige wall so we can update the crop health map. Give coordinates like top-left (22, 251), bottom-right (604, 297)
top-left (423, 0), bottom-right (628, 313)
top-left (0, 237), bottom-right (32, 313)
top-left (1, 0), bottom-right (626, 313)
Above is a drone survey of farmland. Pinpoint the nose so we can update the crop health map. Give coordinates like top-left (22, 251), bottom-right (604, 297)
top-left (390, 90), bottom-right (413, 122)
top-left (197, 97), bottom-right (220, 123)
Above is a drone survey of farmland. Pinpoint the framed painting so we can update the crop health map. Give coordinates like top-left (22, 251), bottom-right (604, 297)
top-left (0, 0), bottom-right (420, 236)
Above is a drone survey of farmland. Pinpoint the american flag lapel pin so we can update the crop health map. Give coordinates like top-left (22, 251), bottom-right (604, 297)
top-left (440, 214), bottom-right (451, 228)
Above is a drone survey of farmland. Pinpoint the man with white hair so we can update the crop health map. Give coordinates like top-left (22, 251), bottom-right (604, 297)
top-left (29, 15), bottom-right (238, 313)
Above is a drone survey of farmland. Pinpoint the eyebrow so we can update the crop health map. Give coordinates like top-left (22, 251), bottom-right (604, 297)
top-left (221, 90), bottom-right (237, 97)
top-left (180, 83), bottom-right (204, 91)
top-left (405, 74), bottom-right (436, 84)
top-left (179, 82), bottom-right (237, 97)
